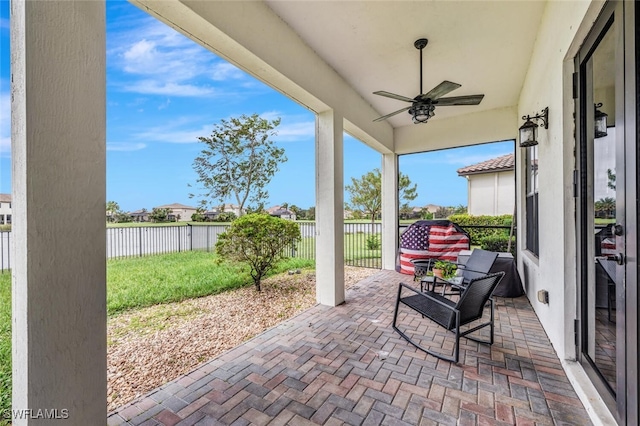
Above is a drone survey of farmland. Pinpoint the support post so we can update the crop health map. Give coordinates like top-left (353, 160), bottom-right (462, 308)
top-left (315, 110), bottom-right (345, 306)
top-left (11, 1), bottom-right (107, 423)
top-left (381, 153), bottom-right (399, 270)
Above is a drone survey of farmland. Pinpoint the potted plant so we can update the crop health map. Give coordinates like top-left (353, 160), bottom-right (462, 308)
top-left (433, 260), bottom-right (457, 279)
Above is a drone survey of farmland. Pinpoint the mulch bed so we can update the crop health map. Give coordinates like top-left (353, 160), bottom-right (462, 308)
top-left (107, 266), bottom-right (380, 410)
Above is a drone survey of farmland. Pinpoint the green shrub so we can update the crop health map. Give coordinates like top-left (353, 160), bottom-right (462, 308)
top-left (366, 235), bottom-right (381, 250)
top-left (448, 214), bottom-right (513, 245)
top-left (480, 234), bottom-right (516, 256)
top-left (216, 213), bottom-right (301, 291)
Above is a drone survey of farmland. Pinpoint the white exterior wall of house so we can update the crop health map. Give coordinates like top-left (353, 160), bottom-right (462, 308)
top-left (516, 1), bottom-right (616, 423)
top-left (0, 201), bottom-right (11, 224)
top-left (171, 207), bottom-right (196, 222)
top-left (466, 170), bottom-right (515, 216)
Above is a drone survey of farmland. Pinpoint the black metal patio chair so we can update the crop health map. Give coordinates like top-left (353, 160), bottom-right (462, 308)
top-left (424, 248), bottom-right (499, 296)
top-left (393, 271), bottom-right (505, 363)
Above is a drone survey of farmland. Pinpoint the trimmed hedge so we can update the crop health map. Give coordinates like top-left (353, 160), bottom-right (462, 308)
top-left (480, 234), bottom-right (516, 256)
top-left (448, 214), bottom-right (514, 246)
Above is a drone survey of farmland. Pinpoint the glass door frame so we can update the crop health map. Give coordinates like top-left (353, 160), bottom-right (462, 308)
top-left (575, 1), bottom-right (638, 423)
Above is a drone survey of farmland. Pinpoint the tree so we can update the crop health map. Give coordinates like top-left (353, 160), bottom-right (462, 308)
top-left (191, 207), bottom-right (207, 222)
top-left (215, 212), bottom-right (237, 222)
top-left (191, 114), bottom-right (286, 215)
top-left (399, 204), bottom-right (414, 220)
top-left (289, 204), bottom-right (302, 217)
top-left (595, 197), bottom-right (616, 218)
top-left (452, 204), bottom-right (468, 215)
top-left (106, 201), bottom-right (120, 223)
top-left (607, 168), bottom-right (616, 191)
top-left (216, 214), bottom-right (301, 291)
top-left (345, 168), bottom-right (418, 223)
top-left (306, 206), bottom-right (315, 220)
top-left (149, 207), bottom-right (171, 223)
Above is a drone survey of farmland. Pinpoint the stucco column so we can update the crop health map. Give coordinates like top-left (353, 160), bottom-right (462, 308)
top-left (315, 110), bottom-right (345, 306)
top-left (381, 153), bottom-right (399, 270)
top-left (11, 1), bottom-right (106, 424)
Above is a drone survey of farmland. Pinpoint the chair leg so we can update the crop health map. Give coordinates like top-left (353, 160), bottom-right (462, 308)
top-left (453, 312), bottom-right (460, 363)
top-left (393, 303), bottom-right (460, 363)
top-left (489, 299), bottom-right (494, 345)
top-left (392, 285), bottom-right (402, 329)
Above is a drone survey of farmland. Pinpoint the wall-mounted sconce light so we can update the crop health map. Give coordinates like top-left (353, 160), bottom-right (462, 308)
top-left (519, 107), bottom-right (549, 148)
top-left (594, 103), bottom-right (608, 138)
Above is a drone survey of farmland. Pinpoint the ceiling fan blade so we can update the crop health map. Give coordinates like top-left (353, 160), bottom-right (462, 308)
top-left (373, 91), bottom-right (415, 103)
top-left (373, 106), bottom-right (412, 122)
top-left (435, 94), bottom-right (485, 106)
top-left (420, 81), bottom-right (462, 101)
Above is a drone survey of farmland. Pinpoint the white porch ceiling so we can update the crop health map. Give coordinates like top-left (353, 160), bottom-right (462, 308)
top-left (134, 0), bottom-right (547, 153)
top-left (265, 1), bottom-right (546, 128)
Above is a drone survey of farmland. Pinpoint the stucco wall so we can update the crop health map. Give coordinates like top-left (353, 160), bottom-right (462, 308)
top-left (516, 0), bottom-right (595, 361)
top-left (467, 171), bottom-right (515, 216)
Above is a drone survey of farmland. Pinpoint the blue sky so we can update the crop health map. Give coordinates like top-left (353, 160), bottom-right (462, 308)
top-left (0, 1), bottom-right (513, 213)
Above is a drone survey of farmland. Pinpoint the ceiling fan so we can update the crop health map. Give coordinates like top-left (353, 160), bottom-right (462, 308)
top-left (373, 38), bottom-right (484, 124)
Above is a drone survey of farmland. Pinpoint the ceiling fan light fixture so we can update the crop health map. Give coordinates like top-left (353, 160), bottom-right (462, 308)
top-left (372, 37), bottom-right (484, 123)
top-left (409, 103), bottom-right (435, 124)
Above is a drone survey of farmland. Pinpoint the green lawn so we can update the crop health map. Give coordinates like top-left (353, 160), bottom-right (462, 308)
top-left (107, 251), bottom-right (314, 314)
top-left (293, 233), bottom-right (382, 268)
top-left (0, 273), bottom-right (10, 423)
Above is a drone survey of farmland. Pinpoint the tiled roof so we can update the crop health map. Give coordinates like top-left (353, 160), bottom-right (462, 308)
top-left (0, 194), bottom-right (11, 203)
top-left (156, 203), bottom-right (197, 210)
top-left (457, 153), bottom-right (514, 176)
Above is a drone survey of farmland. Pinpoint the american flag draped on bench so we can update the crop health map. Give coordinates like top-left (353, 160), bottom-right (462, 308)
top-left (397, 220), bottom-right (470, 275)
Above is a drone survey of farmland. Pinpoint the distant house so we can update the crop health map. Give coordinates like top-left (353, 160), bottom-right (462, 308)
top-left (0, 194), bottom-right (11, 225)
top-left (423, 204), bottom-right (441, 214)
top-left (129, 209), bottom-right (149, 222)
top-left (266, 205), bottom-right (296, 220)
top-left (204, 204), bottom-right (245, 220)
top-left (220, 204), bottom-right (244, 217)
top-left (457, 153), bottom-right (515, 216)
top-left (155, 203), bottom-right (198, 222)
top-left (270, 208), bottom-right (296, 220)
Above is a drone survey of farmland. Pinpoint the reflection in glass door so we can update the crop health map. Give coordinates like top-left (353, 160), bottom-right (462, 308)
top-left (584, 21), bottom-right (618, 394)
top-left (577, 6), bottom-right (623, 411)
top-left (577, 2), bottom-right (638, 423)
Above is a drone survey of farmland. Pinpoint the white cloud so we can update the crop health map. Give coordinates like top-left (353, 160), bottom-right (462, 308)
top-left (211, 63), bottom-right (245, 81)
top-left (275, 121), bottom-right (315, 142)
top-left (108, 16), bottom-right (246, 97)
top-left (107, 142), bottom-right (147, 152)
top-left (121, 81), bottom-right (216, 97)
top-left (123, 39), bottom-right (156, 63)
top-left (133, 121), bottom-right (211, 144)
top-left (158, 99), bottom-right (171, 110)
top-left (260, 111), bottom-right (315, 142)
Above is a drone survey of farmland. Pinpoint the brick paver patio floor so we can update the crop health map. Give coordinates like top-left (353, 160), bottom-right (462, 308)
top-left (108, 270), bottom-right (592, 425)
